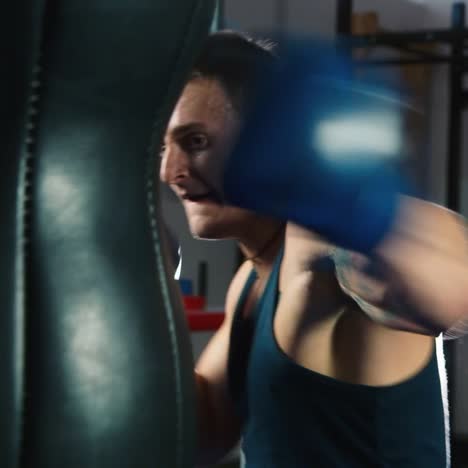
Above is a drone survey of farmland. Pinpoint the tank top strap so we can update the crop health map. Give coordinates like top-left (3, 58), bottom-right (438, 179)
top-left (253, 247), bottom-right (284, 330)
top-left (233, 268), bottom-right (258, 322)
top-left (228, 249), bottom-right (284, 419)
top-left (228, 267), bottom-right (258, 417)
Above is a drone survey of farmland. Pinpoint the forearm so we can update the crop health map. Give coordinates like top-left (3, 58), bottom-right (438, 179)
top-left (375, 236), bottom-right (465, 333)
top-left (381, 196), bottom-right (467, 260)
top-left (374, 195), bottom-right (468, 334)
top-left (194, 372), bottom-right (240, 466)
top-left (333, 195), bottom-right (468, 336)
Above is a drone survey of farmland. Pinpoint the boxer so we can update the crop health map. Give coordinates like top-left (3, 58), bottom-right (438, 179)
top-left (160, 31), bottom-right (468, 467)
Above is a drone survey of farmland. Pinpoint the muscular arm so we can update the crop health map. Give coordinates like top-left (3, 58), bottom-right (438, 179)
top-left (280, 222), bottom-right (435, 388)
top-left (335, 195), bottom-right (468, 338)
top-left (280, 200), bottom-right (467, 387)
top-left (194, 261), bottom-right (252, 466)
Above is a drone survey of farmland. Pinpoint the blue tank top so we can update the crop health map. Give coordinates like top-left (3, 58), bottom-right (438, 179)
top-left (228, 251), bottom-right (447, 468)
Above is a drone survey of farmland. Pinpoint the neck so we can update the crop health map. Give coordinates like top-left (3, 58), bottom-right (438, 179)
top-left (238, 220), bottom-right (285, 280)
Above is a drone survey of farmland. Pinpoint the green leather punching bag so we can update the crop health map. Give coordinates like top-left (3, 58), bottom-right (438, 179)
top-left (0, 1), bottom-right (215, 467)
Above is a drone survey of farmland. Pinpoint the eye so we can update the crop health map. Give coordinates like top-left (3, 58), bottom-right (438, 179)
top-left (182, 132), bottom-right (209, 153)
top-left (159, 143), bottom-right (166, 158)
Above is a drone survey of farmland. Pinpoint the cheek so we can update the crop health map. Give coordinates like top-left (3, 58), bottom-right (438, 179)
top-left (194, 149), bottom-right (229, 195)
top-left (199, 125), bottom-right (240, 193)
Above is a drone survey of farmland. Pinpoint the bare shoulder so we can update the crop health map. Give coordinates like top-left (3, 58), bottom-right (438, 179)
top-left (195, 259), bottom-right (253, 378)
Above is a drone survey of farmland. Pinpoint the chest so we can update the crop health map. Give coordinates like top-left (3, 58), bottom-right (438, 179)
top-left (241, 269), bottom-right (353, 380)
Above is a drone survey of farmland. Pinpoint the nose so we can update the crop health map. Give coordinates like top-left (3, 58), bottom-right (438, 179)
top-left (159, 145), bottom-right (190, 184)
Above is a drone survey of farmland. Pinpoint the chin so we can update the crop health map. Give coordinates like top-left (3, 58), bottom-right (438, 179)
top-left (183, 205), bottom-right (227, 240)
top-left (189, 222), bottom-right (229, 240)
top-left (185, 204), bottom-right (253, 241)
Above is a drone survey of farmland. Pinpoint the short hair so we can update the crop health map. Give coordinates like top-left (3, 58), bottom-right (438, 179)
top-left (189, 30), bottom-right (277, 115)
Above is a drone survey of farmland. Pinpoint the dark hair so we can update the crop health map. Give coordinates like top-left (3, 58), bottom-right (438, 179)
top-left (190, 30), bottom-right (277, 115)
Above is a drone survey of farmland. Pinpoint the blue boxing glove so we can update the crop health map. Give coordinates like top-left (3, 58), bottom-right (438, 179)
top-left (223, 38), bottom-right (411, 254)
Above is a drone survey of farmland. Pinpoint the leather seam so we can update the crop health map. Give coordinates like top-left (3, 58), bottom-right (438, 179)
top-left (145, 1), bottom-right (215, 465)
top-left (17, 25), bottom-right (46, 468)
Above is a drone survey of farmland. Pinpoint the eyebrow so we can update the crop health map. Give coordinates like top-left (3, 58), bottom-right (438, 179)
top-left (168, 122), bottom-right (207, 140)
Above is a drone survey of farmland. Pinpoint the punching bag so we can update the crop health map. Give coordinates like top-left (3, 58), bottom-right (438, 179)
top-left (0, 1), bottom-right (215, 467)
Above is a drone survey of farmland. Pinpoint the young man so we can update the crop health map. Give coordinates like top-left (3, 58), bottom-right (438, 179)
top-left (160, 31), bottom-right (468, 467)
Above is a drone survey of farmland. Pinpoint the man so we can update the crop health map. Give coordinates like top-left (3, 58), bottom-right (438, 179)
top-left (160, 31), bottom-right (468, 467)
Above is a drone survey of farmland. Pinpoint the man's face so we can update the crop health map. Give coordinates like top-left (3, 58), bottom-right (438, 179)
top-left (160, 77), bottom-right (257, 239)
